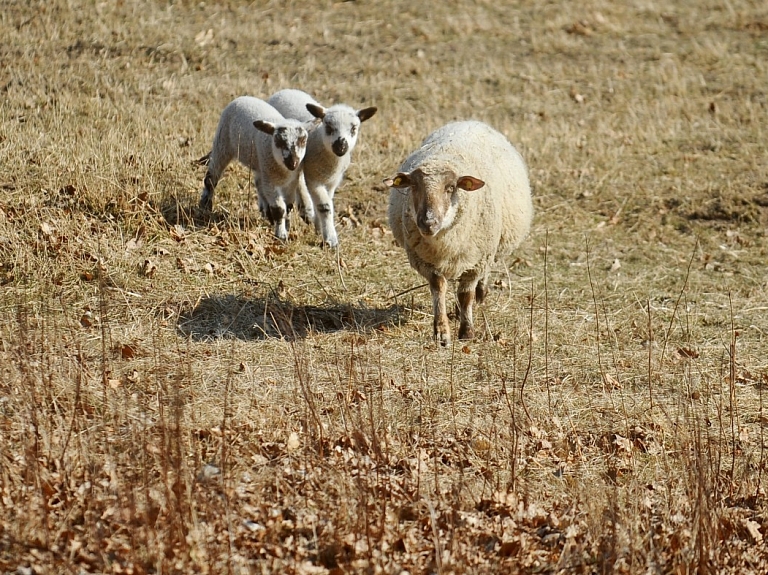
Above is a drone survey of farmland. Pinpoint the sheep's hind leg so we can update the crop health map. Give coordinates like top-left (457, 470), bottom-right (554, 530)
top-left (429, 273), bottom-right (451, 346)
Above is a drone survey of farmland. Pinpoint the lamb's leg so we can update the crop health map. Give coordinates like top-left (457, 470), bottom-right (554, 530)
top-left (307, 184), bottom-right (338, 248)
top-left (199, 146), bottom-right (232, 210)
top-left (265, 192), bottom-right (289, 241)
top-left (296, 173), bottom-right (315, 224)
top-left (429, 273), bottom-right (451, 346)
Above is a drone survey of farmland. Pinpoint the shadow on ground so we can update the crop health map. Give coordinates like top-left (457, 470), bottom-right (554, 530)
top-left (177, 293), bottom-right (403, 341)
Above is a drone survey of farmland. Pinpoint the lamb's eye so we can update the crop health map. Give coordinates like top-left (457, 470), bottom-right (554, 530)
top-left (298, 136), bottom-right (307, 146)
top-left (325, 124), bottom-right (333, 136)
top-left (350, 125), bottom-right (357, 136)
top-left (446, 184), bottom-right (456, 194)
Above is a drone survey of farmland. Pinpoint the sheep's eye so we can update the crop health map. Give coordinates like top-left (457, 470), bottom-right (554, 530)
top-left (325, 124), bottom-right (333, 136)
top-left (298, 136), bottom-right (307, 146)
top-left (446, 184), bottom-right (456, 194)
top-left (350, 125), bottom-right (357, 136)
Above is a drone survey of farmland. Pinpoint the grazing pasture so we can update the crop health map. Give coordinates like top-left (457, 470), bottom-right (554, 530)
top-left (1, 0), bottom-right (767, 572)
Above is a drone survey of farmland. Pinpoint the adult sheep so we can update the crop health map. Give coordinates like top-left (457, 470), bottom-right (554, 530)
top-left (386, 120), bottom-right (533, 346)
top-left (268, 89), bottom-right (377, 248)
top-left (199, 96), bottom-right (318, 241)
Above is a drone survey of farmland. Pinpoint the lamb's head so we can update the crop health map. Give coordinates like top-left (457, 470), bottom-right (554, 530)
top-left (306, 103), bottom-right (377, 158)
top-left (385, 168), bottom-right (485, 237)
top-left (253, 119), bottom-right (317, 170)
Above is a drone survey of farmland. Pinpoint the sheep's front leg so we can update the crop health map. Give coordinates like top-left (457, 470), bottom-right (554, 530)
top-left (265, 192), bottom-right (289, 241)
top-left (429, 273), bottom-right (451, 346)
top-left (296, 173), bottom-right (315, 224)
top-left (457, 289), bottom-right (475, 340)
top-left (458, 273), bottom-right (481, 340)
top-left (307, 184), bottom-right (338, 248)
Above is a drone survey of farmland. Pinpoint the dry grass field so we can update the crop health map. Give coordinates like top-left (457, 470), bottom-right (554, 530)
top-left (2, 0), bottom-right (768, 573)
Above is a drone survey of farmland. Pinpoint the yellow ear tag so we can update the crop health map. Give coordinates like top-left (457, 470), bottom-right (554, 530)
top-left (393, 176), bottom-right (403, 186)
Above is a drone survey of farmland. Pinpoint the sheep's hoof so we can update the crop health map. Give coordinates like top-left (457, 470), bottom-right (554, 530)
top-left (199, 193), bottom-right (213, 211)
top-left (458, 324), bottom-right (475, 341)
top-left (300, 208), bottom-right (315, 224)
top-left (322, 235), bottom-right (339, 249)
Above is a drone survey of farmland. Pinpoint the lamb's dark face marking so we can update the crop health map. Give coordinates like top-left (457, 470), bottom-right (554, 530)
top-left (253, 120), bottom-right (309, 171)
top-left (385, 169), bottom-right (486, 237)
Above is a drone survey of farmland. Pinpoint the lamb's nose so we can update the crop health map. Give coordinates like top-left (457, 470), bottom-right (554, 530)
top-left (285, 156), bottom-right (299, 170)
top-left (332, 139), bottom-right (348, 157)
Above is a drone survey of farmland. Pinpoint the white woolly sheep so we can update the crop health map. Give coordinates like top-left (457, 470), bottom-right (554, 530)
top-left (267, 89), bottom-right (377, 248)
top-left (199, 96), bottom-right (318, 241)
top-left (386, 120), bottom-right (533, 346)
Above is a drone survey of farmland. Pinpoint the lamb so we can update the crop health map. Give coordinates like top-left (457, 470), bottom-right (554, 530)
top-left (386, 121), bottom-right (533, 346)
top-left (199, 96), bottom-right (318, 241)
top-left (267, 89), bottom-right (377, 248)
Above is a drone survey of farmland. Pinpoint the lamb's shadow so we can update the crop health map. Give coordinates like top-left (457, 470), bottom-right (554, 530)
top-left (178, 292), bottom-right (404, 341)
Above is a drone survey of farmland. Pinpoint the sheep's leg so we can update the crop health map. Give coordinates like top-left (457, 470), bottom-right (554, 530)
top-left (457, 290), bottom-right (475, 340)
top-left (458, 273), bottom-right (481, 340)
top-left (307, 184), bottom-right (338, 248)
top-left (265, 191), bottom-right (289, 242)
top-left (429, 273), bottom-right (451, 346)
top-left (199, 148), bottom-right (232, 210)
top-left (296, 173), bottom-right (315, 224)
top-left (475, 277), bottom-right (488, 304)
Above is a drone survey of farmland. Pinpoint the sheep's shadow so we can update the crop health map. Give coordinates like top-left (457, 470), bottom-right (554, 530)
top-left (177, 292), bottom-right (403, 341)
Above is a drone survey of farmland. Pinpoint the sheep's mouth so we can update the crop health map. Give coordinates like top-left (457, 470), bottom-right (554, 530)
top-left (417, 222), bottom-right (441, 237)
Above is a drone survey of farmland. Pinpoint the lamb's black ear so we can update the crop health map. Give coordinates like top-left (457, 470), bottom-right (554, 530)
top-left (357, 107), bottom-right (377, 122)
top-left (384, 172), bottom-right (411, 188)
top-left (306, 103), bottom-right (326, 119)
top-left (253, 120), bottom-right (275, 135)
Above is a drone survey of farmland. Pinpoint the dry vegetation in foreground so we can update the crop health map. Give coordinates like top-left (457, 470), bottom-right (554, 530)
top-left (1, 0), bottom-right (768, 573)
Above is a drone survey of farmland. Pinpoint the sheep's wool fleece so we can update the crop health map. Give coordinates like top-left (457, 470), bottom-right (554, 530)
top-left (388, 121), bottom-right (533, 281)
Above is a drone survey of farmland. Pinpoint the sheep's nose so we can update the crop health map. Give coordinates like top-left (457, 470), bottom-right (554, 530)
top-left (285, 156), bottom-right (299, 170)
top-left (417, 212), bottom-right (439, 236)
top-left (332, 139), bottom-right (348, 157)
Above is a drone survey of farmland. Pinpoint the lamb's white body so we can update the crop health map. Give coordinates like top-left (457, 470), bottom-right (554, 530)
top-left (387, 121), bottom-right (533, 345)
top-left (268, 89), bottom-right (377, 247)
top-left (200, 96), bottom-right (315, 241)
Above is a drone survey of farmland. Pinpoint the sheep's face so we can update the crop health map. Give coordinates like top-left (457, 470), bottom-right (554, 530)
top-left (385, 169), bottom-right (485, 237)
top-left (306, 103), bottom-right (377, 158)
top-left (254, 120), bottom-right (314, 171)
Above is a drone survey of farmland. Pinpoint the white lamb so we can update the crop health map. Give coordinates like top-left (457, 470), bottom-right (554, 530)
top-left (386, 121), bottom-right (533, 346)
top-left (267, 89), bottom-right (377, 247)
top-left (199, 96), bottom-right (318, 241)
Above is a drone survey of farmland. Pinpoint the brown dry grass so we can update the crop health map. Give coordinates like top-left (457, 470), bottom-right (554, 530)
top-left (1, 0), bottom-right (767, 573)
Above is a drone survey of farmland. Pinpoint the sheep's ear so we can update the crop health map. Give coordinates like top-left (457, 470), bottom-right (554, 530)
top-left (306, 103), bottom-right (326, 119)
top-left (384, 173), bottom-right (411, 188)
top-left (253, 120), bottom-right (275, 135)
top-left (304, 117), bottom-right (322, 131)
top-left (357, 107), bottom-right (377, 122)
top-left (457, 176), bottom-right (485, 191)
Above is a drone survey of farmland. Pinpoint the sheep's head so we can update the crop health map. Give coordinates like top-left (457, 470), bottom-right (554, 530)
top-left (253, 119), bottom-right (317, 171)
top-left (306, 103), bottom-right (377, 158)
top-left (385, 168), bottom-right (485, 237)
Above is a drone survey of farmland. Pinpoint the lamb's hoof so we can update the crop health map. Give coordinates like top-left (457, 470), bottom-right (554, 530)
top-left (300, 209), bottom-right (315, 225)
top-left (320, 232), bottom-right (339, 249)
top-left (199, 194), bottom-right (213, 211)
